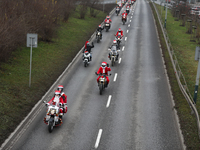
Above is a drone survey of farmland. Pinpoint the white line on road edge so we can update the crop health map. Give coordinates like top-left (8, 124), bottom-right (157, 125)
top-left (113, 73), bottom-right (118, 82)
top-left (95, 129), bottom-right (103, 148)
top-left (128, 24), bottom-right (130, 27)
top-left (106, 95), bottom-right (112, 108)
top-left (125, 37), bottom-right (127, 41)
top-left (118, 58), bottom-right (121, 64)
top-left (122, 46), bottom-right (125, 51)
top-left (127, 30), bottom-right (129, 33)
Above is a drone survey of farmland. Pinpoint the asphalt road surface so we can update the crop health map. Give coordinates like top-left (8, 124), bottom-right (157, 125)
top-left (3, 0), bottom-right (184, 150)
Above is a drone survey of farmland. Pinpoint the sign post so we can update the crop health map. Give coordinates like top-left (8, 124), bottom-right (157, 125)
top-left (26, 33), bottom-right (38, 87)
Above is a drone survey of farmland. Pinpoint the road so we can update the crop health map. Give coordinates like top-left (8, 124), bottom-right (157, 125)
top-left (2, 0), bottom-right (184, 149)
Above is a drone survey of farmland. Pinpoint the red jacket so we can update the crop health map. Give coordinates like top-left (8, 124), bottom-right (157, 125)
top-left (104, 19), bottom-right (112, 23)
top-left (97, 66), bottom-right (111, 75)
top-left (85, 41), bottom-right (89, 49)
top-left (116, 31), bottom-right (124, 37)
top-left (61, 92), bottom-right (67, 103)
top-left (48, 96), bottom-right (64, 105)
top-left (122, 12), bottom-right (127, 17)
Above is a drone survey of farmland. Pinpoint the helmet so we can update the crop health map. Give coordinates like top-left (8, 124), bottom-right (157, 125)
top-left (54, 90), bottom-right (61, 96)
top-left (87, 42), bottom-right (90, 45)
top-left (118, 28), bottom-right (121, 32)
top-left (113, 40), bottom-right (117, 44)
top-left (106, 16), bottom-right (110, 19)
top-left (99, 25), bottom-right (101, 27)
top-left (57, 85), bottom-right (64, 92)
top-left (101, 62), bottom-right (107, 68)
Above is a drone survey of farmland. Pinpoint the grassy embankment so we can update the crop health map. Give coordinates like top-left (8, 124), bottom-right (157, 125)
top-left (0, 4), bottom-right (116, 146)
top-left (150, 2), bottom-right (200, 149)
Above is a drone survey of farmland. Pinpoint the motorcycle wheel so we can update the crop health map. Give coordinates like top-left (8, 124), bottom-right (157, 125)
top-left (106, 28), bottom-right (109, 32)
top-left (97, 36), bottom-right (100, 43)
top-left (99, 83), bottom-right (103, 95)
top-left (123, 20), bottom-right (125, 25)
top-left (84, 61), bottom-right (87, 67)
top-left (111, 58), bottom-right (115, 66)
top-left (48, 119), bottom-right (54, 133)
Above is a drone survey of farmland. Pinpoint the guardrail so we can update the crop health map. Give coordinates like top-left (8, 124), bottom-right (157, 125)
top-left (152, 1), bottom-right (200, 139)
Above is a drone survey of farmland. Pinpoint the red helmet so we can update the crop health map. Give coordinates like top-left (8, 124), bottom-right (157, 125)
top-left (106, 16), bottom-right (110, 19)
top-left (99, 25), bottom-right (101, 27)
top-left (101, 62), bottom-right (107, 68)
top-left (113, 40), bottom-right (117, 44)
top-left (118, 28), bottom-right (121, 32)
top-left (57, 85), bottom-right (64, 92)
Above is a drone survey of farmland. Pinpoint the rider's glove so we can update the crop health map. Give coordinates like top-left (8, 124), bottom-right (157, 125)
top-left (59, 103), bottom-right (62, 107)
top-left (95, 72), bottom-right (98, 75)
top-left (107, 64), bottom-right (109, 67)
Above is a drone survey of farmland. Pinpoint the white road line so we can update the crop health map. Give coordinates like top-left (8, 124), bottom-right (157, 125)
top-left (130, 20), bottom-right (132, 22)
top-left (128, 24), bottom-right (130, 27)
top-left (95, 129), bottom-right (103, 149)
top-left (127, 30), bottom-right (129, 33)
top-left (122, 46), bottom-right (125, 51)
top-left (106, 95), bottom-right (112, 108)
top-left (118, 58), bottom-right (121, 64)
top-left (125, 37), bottom-right (127, 41)
top-left (131, 16), bottom-right (132, 18)
top-left (113, 73), bottom-right (117, 82)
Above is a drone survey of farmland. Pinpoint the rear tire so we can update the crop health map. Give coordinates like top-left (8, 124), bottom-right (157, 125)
top-left (84, 61), bottom-right (87, 67)
top-left (97, 37), bottom-right (100, 43)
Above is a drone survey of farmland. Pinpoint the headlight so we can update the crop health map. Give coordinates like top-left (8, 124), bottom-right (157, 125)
top-left (50, 109), bottom-right (55, 114)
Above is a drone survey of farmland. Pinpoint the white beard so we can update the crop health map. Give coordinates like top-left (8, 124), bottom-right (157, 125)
top-left (54, 96), bottom-right (60, 105)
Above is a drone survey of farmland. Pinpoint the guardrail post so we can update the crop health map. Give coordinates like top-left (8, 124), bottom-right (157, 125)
top-left (186, 19), bottom-right (192, 34)
top-left (194, 46), bottom-right (200, 103)
top-left (190, 25), bottom-right (197, 42)
top-left (180, 14), bottom-right (186, 26)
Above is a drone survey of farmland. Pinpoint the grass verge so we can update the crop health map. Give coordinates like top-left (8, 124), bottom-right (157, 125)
top-left (150, 2), bottom-right (200, 149)
top-left (0, 4), bottom-right (116, 146)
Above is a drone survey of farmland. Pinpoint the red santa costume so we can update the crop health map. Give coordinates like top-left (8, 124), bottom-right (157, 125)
top-left (57, 85), bottom-right (68, 113)
top-left (104, 16), bottom-right (112, 24)
top-left (116, 28), bottom-right (124, 37)
top-left (48, 90), bottom-right (64, 115)
top-left (97, 62), bottom-right (111, 85)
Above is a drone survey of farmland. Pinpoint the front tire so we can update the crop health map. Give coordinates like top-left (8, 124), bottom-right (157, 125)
top-left (99, 83), bottom-right (103, 95)
top-left (48, 118), bottom-right (54, 133)
top-left (97, 36), bottom-right (100, 43)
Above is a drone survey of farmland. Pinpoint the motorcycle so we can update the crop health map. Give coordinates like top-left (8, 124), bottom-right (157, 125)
top-left (115, 33), bottom-right (123, 49)
top-left (122, 14), bottom-right (127, 25)
top-left (104, 20), bottom-right (111, 32)
top-left (83, 51), bottom-right (91, 67)
top-left (96, 31), bottom-right (101, 43)
top-left (43, 101), bottom-right (63, 133)
top-left (126, 8), bottom-right (130, 14)
top-left (131, 1), bottom-right (134, 5)
top-left (116, 7), bottom-right (120, 16)
top-left (96, 73), bottom-right (111, 95)
top-left (108, 46), bottom-right (120, 66)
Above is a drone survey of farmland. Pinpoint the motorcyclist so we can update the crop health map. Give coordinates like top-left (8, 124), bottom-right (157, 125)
top-left (116, 28), bottom-right (124, 37)
top-left (83, 42), bottom-right (94, 61)
top-left (122, 10), bottom-right (128, 22)
top-left (96, 62), bottom-right (111, 87)
top-left (57, 85), bottom-right (67, 113)
top-left (96, 25), bottom-right (104, 39)
top-left (84, 41), bottom-right (89, 50)
top-left (47, 90), bottom-right (64, 118)
top-left (116, 5), bottom-right (120, 14)
top-left (104, 16), bottom-right (112, 24)
top-left (126, 4), bottom-right (130, 14)
top-left (108, 40), bottom-right (119, 61)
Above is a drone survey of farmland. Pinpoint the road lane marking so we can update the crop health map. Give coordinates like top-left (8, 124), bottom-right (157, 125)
top-left (106, 95), bottom-right (112, 108)
top-left (131, 16), bottom-right (132, 18)
top-left (125, 37), bottom-right (127, 41)
top-left (128, 24), bottom-right (130, 27)
top-left (130, 20), bottom-right (132, 22)
top-left (118, 58), bottom-right (121, 64)
top-left (113, 73), bottom-right (117, 82)
top-left (95, 129), bottom-right (103, 148)
top-left (127, 30), bottom-right (129, 33)
top-left (122, 46), bottom-right (125, 51)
